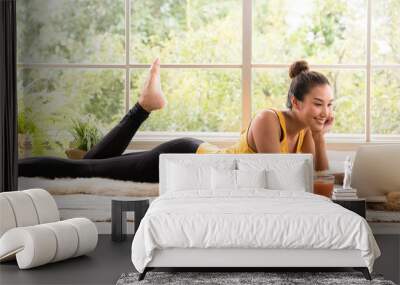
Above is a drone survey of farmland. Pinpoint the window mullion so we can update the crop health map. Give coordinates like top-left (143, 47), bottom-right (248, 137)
top-left (366, 0), bottom-right (372, 142)
top-left (125, 0), bottom-right (130, 113)
top-left (242, 0), bottom-right (252, 130)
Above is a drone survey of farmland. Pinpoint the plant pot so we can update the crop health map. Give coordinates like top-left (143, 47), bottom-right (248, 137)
top-left (18, 133), bottom-right (32, 158)
top-left (65, 148), bottom-right (87, 160)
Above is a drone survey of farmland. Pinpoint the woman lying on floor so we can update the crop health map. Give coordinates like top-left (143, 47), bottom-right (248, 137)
top-left (19, 58), bottom-right (334, 183)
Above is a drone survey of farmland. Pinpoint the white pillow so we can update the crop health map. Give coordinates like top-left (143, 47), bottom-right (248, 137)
top-left (236, 169), bottom-right (267, 189)
top-left (237, 159), bottom-right (308, 192)
top-left (166, 160), bottom-right (236, 192)
top-left (167, 162), bottom-right (211, 191)
top-left (211, 168), bottom-right (237, 190)
top-left (211, 168), bottom-right (268, 191)
top-left (266, 166), bottom-right (307, 191)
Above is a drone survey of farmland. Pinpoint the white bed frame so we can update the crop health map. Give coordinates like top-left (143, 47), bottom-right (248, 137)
top-left (139, 154), bottom-right (371, 280)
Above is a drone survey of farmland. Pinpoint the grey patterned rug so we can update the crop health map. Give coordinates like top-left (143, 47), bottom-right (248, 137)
top-left (116, 271), bottom-right (396, 285)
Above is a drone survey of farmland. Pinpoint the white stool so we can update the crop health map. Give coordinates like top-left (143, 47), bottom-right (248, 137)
top-left (0, 189), bottom-right (98, 269)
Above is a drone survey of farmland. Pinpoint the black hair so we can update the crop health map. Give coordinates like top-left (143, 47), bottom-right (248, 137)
top-left (287, 60), bottom-right (330, 109)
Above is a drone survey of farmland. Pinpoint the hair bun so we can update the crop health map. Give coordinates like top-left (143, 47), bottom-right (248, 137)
top-left (289, 60), bottom-right (309, 79)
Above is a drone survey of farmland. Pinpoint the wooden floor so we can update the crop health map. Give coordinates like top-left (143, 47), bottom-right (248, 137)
top-left (0, 235), bottom-right (134, 285)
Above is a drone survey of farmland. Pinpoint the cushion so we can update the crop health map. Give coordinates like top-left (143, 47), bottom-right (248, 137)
top-left (211, 169), bottom-right (268, 191)
top-left (237, 158), bottom-right (308, 192)
top-left (167, 162), bottom-right (212, 191)
top-left (0, 189), bottom-right (98, 269)
top-left (1, 191), bottom-right (39, 227)
top-left (267, 168), bottom-right (307, 191)
top-left (236, 169), bottom-right (268, 189)
top-left (0, 189), bottom-right (59, 236)
top-left (0, 196), bottom-right (16, 237)
top-left (0, 218), bottom-right (97, 269)
top-left (166, 160), bottom-right (236, 192)
top-left (24, 188), bottom-right (60, 224)
top-left (211, 168), bottom-right (237, 190)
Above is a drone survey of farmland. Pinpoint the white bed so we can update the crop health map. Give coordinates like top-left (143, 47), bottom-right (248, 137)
top-left (131, 154), bottom-right (380, 280)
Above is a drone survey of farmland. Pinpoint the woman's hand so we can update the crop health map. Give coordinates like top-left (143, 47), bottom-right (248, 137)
top-left (322, 113), bottom-right (335, 134)
top-left (312, 112), bottom-right (335, 140)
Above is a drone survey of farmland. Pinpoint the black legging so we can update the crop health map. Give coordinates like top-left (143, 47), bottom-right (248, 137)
top-left (18, 103), bottom-right (204, 182)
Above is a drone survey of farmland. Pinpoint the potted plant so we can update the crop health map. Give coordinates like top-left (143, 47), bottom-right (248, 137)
top-left (66, 118), bottom-right (103, 159)
top-left (17, 111), bottom-right (36, 158)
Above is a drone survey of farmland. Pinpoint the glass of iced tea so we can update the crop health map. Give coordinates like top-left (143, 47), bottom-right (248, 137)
top-left (313, 174), bottom-right (335, 198)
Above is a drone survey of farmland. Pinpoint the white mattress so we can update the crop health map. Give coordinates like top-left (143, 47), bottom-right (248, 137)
top-left (131, 190), bottom-right (380, 273)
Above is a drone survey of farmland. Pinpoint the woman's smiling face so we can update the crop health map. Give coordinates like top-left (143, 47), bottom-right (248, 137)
top-left (294, 84), bottom-right (334, 131)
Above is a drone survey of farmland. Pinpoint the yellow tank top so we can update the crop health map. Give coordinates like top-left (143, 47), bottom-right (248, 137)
top-left (195, 109), bottom-right (305, 154)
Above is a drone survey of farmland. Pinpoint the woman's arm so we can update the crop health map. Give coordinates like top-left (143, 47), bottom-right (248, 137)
top-left (251, 111), bottom-right (282, 153)
top-left (301, 114), bottom-right (334, 171)
top-left (313, 132), bottom-right (329, 171)
top-left (301, 129), bottom-right (329, 171)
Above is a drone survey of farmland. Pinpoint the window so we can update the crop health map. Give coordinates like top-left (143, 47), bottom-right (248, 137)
top-left (17, 0), bottom-right (400, 157)
top-left (371, 0), bottom-right (400, 140)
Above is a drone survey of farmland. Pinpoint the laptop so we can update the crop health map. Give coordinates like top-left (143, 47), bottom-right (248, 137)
top-left (351, 144), bottom-right (400, 202)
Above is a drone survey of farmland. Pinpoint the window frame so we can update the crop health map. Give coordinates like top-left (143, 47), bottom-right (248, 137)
top-left (17, 0), bottom-right (400, 148)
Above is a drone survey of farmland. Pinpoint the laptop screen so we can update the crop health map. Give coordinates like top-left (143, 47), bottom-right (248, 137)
top-left (351, 144), bottom-right (400, 202)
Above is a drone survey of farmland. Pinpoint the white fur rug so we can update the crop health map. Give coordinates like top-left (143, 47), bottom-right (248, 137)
top-left (18, 177), bottom-right (159, 197)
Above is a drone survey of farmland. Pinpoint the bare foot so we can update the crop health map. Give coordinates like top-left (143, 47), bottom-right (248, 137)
top-left (138, 58), bottom-right (167, 112)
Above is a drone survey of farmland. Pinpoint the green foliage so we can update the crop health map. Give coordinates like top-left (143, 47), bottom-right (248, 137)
top-left (69, 118), bottom-right (103, 151)
top-left (17, 110), bottom-right (37, 134)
